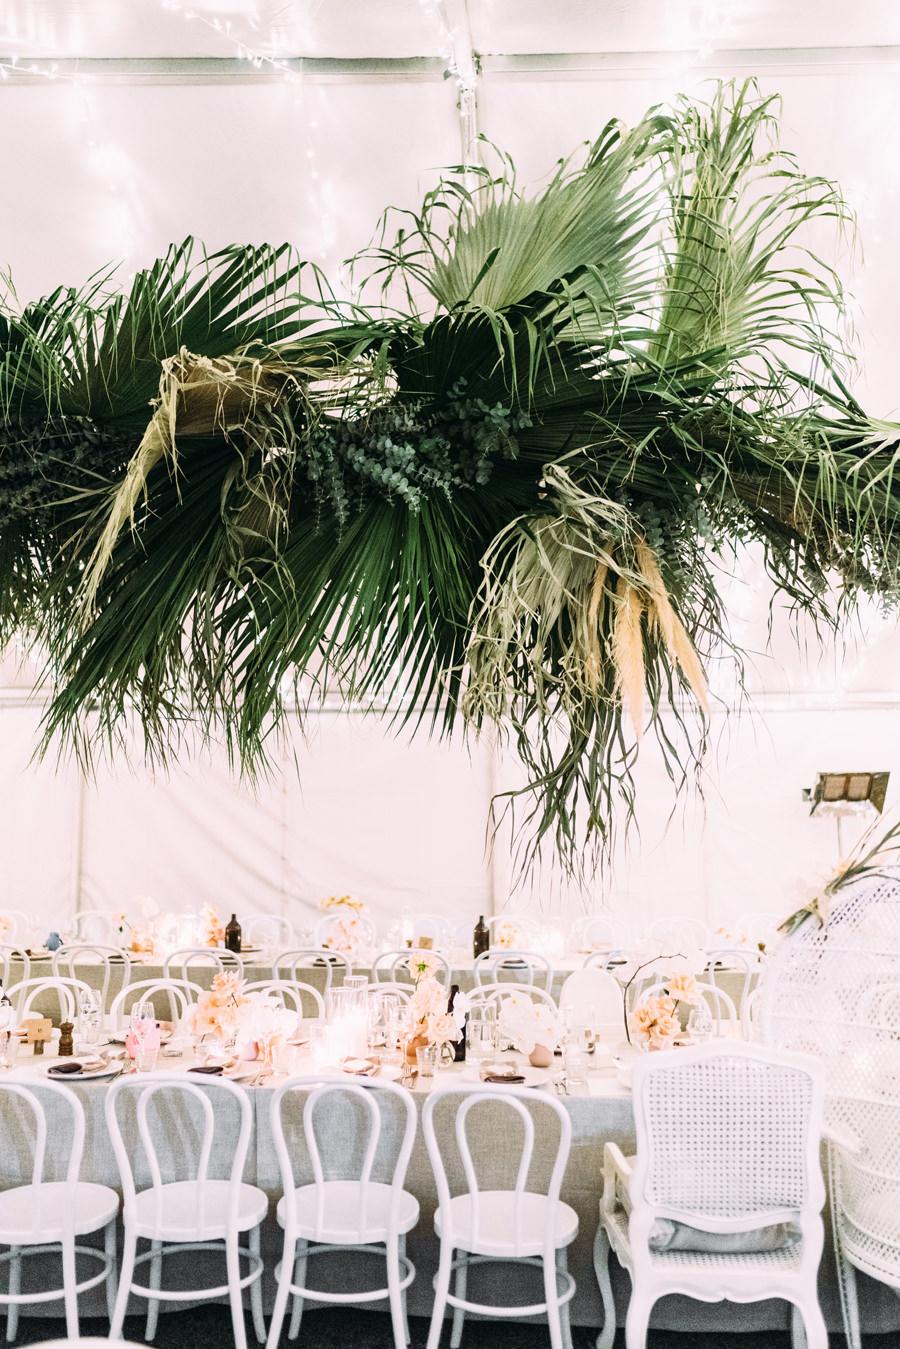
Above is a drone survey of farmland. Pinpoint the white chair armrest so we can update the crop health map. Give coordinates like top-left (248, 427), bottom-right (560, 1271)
top-left (602, 1141), bottom-right (633, 1215)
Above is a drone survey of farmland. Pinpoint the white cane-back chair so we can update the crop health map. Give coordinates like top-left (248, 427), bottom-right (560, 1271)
top-left (109, 978), bottom-right (204, 1032)
top-left (0, 1080), bottom-right (119, 1342)
top-left (423, 1083), bottom-right (578, 1349)
top-left (372, 949), bottom-right (452, 991)
top-left (594, 1042), bottom-right (827, 1348)
top-left (266, 1074), bottom-right (419, 1349)
top-left (106, 1074), bottom-right (267, 1349)
top-left (5, 976), bottom-right (93, 1025)
top-left (163, 947), bottom-right (244, 982)
top-left (273, 947), bottom-right (351, 993)
top-left (242, 978), bottom-right (325, 1020)
top-left (52, 943), bottom-right (132, 1013)
top-left (241, 913), bottom-right (296, 950)
top-left (0, 945), bottom-right (30, 990)
top-left (639, 980), bottom-right (737, 1034)
top-left (474, 949), bottom-right (554, 993)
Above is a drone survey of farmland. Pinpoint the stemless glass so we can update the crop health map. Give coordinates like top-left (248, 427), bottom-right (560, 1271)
top-left (466, 1004), bottom-right (497, 1062)
top-left (78, 988), bottom-right (103, 1045)
top-left (687, 1001), bottom-right (714, 1042)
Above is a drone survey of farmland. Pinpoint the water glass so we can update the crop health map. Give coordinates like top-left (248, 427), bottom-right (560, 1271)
top-left (466, 1006), bottom-right (496, 1061)
top-left (130, 999), bottom-right (157, 1035)
top-left (562, 1025), bottom-right (591, 1091)
top-left (687, 1002), bottom-right (714, 1042)
top-left (135, 1041), bottom-right (159, 1072)
top-left (78, 988), bottom-right (103, 1045)
top-left (416, 1043), bottom-right (438, 1078)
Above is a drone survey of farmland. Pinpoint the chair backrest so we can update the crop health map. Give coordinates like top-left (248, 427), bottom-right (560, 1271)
top-left (270, 1073), bottom-right (417, 1244)
top-left (6, 975), bottom-right (93, 1023)
top-left (631, 1042), bottom-right (826, 1235)
top-left (241, 913), bottom-right (296, 949)
top-left (0, 909), bottom-right (31, 944)
top-left (558, 968), bottom-right (623, 1028)
top-left (640, 979), bottom-right (737, 1032)
top-left (372, 948), bottom-right (452, 990)
top-left (106, 1073), bottom-right (253, 1238)
top-left (73, 909), bottom-right (118, 943)
top-left (573, 914), bottom-right (620, 950)
top-left (467, 981), bottom-right (558, 1013)
top-left (0, 943), bottom-right (30, 989)
top-left (646, 915), bottom-right (708, 950)
top-left (0, 1079), bottom-right (87, 1238)
top-left (52, 943), bottom-right (131, 1011)
top-left (741, 985), bottom-right (763, 1041)
top-left (423, 1084), bottom-right (572, 1259)
top-left (242, 978), bottom-right (325, 1019)
top-left (582, 947), bottom-right (633, 974)
top-left (109, 978), bottom-right (204, 1030)
top-left (163, 947), bottom-right (244, 981)
top-left (474, 948), bottom-right (553, 992)
top-left (313, 912), bottom-right (377, 958)
top-left (404, 913), bottom-right (453, 950)
top-left (367, 981), bottom-right (413, 1008)
top-left (273, 947), bottom-right (351, 992)
top-left (705, 947), bottom-right (757, 1008)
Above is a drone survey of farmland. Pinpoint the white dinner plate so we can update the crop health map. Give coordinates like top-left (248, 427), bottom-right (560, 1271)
top-left (44, 1060), bottom-right (122, 1081)
top-left (457, 1064), bottom-right (552, 1089)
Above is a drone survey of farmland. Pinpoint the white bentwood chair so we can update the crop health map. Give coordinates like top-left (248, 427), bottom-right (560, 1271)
top-left (163, 947), bottom-right (245, 981)
top-left (0, 945), bottom-right (30, 990)
top-left (313, 913), bottom-right (377, 958)
top-left (5, 976), bottom-right (93, 1025)
top-left (594, 1042), bottom-right (827, 1348)
top-left (241, 913), bottom-right (296, 950)
top-left (266, 1074), bottom-right (419, 1349)
top-left (372, 948), bottom-right (452, 991)
top-left (108, 978), bottom-right (204, 1032)
top-left (485, 915), bottom-right (540, 949)
top-left (705, 947), bottom-right (758, 1009)
top-left (242, 978), bottom-right (325, 1020)
top-left (367, 981), bottom-right (413, 1009)
top-left (106, 1074), bottom-right (267, 1349)
top-left (467, 982), bottom-right (558, 1015)
top-left (52, 943), bottom-right (132, 1013)
top-left (645, 916), bottom-right (708, 951)
top-left (273, 947), bottom-right (351, 993)
top-left (0, 1081), bottom-right (118, 1342)
top-left (423, 1084), bottom-right (578, 1349)
top-left (474, 949), bottom-right (554, 993)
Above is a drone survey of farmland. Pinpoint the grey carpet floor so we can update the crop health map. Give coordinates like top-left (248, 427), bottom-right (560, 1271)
top-left (6, 1309), bottom-right (892, 1347)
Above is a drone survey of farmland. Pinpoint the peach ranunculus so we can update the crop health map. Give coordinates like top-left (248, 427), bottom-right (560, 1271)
top-left (665, 972), bottom-right (700, 1004)
top-left (631, 995), bottom-right (680, 1050)
top-left (190, 970), bottom-right (248, 1040)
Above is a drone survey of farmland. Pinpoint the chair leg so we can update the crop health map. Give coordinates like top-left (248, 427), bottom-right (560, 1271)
top-left (145, 1239), bottom-right (163, 1341)
top-left (104, 1221), bottom-right (118, 1324)
top-left (426, 1240), bottom-right (454, 1349)
top-left (6, 1247), bottom-right (20, 1343)
top-left (624, 1287), bottom-right (652, 1349)
top-left (109, 1229), bottom-right (137, 1341)
top-left (556, 1247), bottom-right (574, 1349)
top-left (835, 1246), bottom-right (863, 1349)
top-left (399, 1234), bottom-right (411, 1346)
top-left (593, 1227), bottom-right (616, 1349)
top-left (792, 1300), bottom-right (827, 1349)
top-left (287, 1238), bottom-right (308, 1340)
top-left (61, 1236), bottom-right (79, 1341)
top-left (249, 1226), bottom-right (266, 1346)
top-left (225, 1233), bottom-right (248, 1349)
top-left (386, 1240), bottom-right (407, 1349)
top-left (449, 1252), bottom-right (467, 1349)
top-left (543, 1250), bottom-right (564, 1349)
top-left (265, 1234), bottom-right (295, 1349)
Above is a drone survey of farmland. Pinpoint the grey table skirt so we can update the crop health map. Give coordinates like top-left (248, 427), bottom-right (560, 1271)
top-left (0, 1069), bottom-right (897, 1336)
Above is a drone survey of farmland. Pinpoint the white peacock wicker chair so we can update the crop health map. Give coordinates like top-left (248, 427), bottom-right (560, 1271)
top-left (758, 864), bottom-right (900, 1348)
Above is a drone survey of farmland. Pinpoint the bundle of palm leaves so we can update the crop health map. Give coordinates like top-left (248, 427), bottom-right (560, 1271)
top-left (2, 80), bottom-right (898, 878)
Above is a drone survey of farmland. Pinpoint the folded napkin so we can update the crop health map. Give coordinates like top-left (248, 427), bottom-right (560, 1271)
top-left (341, 1057), bottom-right (380, 1077)
top-left (48, 1057), bottom-right (106, 1076)
top-left (188, 1064), bottom-right (224, 1076)
top-left (480, 1066), bottom-right (525, 1084)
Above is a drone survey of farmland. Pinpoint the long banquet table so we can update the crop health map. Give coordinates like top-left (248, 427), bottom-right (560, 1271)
top-left (0, 1046), bottom-right (897, 1336)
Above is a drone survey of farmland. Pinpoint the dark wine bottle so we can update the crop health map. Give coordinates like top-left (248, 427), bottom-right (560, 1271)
top-left (448, 984), bottom-right (467, 1061)
top-left (224, 912), bottom-right (242, 953)
top-left (473, 914), bottom-right (489, 958)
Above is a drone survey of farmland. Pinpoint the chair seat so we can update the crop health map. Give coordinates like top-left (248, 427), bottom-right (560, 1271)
top-left (605, 1209), bottom-right (806, 1272)
top-left (435, 1191), bottom-right (578, 1257)
top-left (131, 1180), bottom-right (267, 1240)
top-left (276, 1180), bottom-right (419, 1243)
top-left (0, 1182), bottom-right (118, 1244)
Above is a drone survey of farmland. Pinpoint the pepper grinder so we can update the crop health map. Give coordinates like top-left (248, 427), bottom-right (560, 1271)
top-left (58, 1022), bottom-right (74, 1057)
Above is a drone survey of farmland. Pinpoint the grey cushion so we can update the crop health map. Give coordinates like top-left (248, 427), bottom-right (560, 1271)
top-left (648, 1218), bottom-right (801, 1253)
